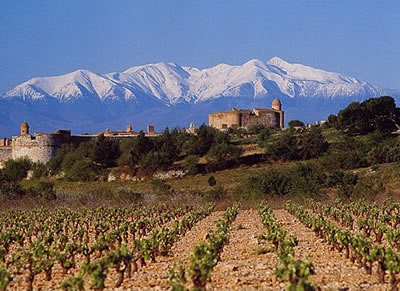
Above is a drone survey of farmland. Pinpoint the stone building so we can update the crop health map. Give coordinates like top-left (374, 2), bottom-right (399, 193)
top-left (0, 122), bottom-right (163, 165)
top-left (11, 124), bottom-right (73, 163)
top-left (208, 98), bottom-right (284, 130)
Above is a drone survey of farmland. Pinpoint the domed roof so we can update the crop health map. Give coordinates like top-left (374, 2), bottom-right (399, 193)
top-left (272, 98), bottom-right (281, 106)
top-left (21, 121), bottom-right (29, 128)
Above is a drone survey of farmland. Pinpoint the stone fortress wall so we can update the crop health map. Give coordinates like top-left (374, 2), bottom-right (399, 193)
top-left (208, 98), bottom-right (284, 130)
top-left (2, 122), bottom-right (161, 164)
top-left (12, 133), bottom-right (67, 163)
top-left (0, 148), bottom-right (12, 168)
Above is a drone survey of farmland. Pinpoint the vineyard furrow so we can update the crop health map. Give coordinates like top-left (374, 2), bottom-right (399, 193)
top-left (208, 209), bottom-right (279, 290)
top-left (117, 210), bottom-right (224, 290)
top-left (274, 209), bottom-right (385, 290)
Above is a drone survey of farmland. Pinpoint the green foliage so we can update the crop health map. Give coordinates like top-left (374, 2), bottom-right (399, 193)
top-left (296, 127), bottom-right (329, 160)
top-left (32, 162), bottom-right (49, 179)
top-left (327, 114), bottom-right (338, 128)
top-left (266, 127), bottom-right (328, 161)
top-left (182, 155), bottom-right (199, 175)
top-left (150, 178), bottom-right (172, 196)
top-left (288, 120), bottom-right (305, 128)
top-left (234, 162), bottom-right (325, 200)
top-left (26, 181), bottom-right (57, 200)
top-left (64, 160), bottom-right (97, 182)
top-left (90, 134), bottom-right (121, 168)
top-left (266, 131), bottom-right (299, 161)
top-left (206, 143), bottom-right (242, 163)
top-left (139, 151), bottom-right (172, 172)
top-left (1, 158), bottom-right (32, 181)
top-left (247, 124), bottom-right (268, 135)
top-left (0, 265), bottom-right (11, 291)
top-left (334, 96), bottom-right (400, 135)
top-left (61, 275), bottom-right (84, 291)
top-left (169, 262), bottom-right (188, 291)
top-left (257, 128), bottom-right (271, 147)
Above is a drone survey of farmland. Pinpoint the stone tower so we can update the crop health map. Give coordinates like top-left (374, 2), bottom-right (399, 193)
top-left (126, 125), bottom-right (133, 133)
top-left (271, 98), bottom-right (282, 111)
top-left (20, 121), bottom-right (30, 135)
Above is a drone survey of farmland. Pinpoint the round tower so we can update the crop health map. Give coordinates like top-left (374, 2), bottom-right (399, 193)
top-left (20, 121), bottom-right (30, 135)
top-left (272, 98), bottom-right (282, 111)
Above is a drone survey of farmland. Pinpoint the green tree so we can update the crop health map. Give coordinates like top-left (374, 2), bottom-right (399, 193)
top-left (90, 134), bottom-right (121, 168)
top-left (337, 96), bottom-right (400, 135)
top-left (288, 120), bottom-right (305, 128)
top-left (206, 143), bottom-right (242, 163)
top-left (128, 131), bottom-right (154, 169)
top-left (182, 155), bottom-right (200, 175)
top-left (296, 127), bottom-right (329, 160)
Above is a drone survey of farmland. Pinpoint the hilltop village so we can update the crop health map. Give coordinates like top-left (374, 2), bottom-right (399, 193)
top-left (0, 98), bottom-right (284, 165)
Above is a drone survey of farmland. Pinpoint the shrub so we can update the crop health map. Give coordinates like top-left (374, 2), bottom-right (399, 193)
top-left (257, 128), bottom-right (271, 147)
top-left (64, 160), bottom-right (97, 182)
top-left (139, 151), bottom-right (172, 172)
top-left (32, 162), bottom-right (49, 179)
top-left (2, 158), bottom-right (32, 181)
top-left (233, 162), bottom-right (325, 200)
top-left (206, 143), bottom-right (242, 163)
top-left (150, 178), bottom-right (172, 196)
top-left (288, 120), bottom-right (305, 128)
top-left (26, 181), bottom-right (56, 200)
top-left (207, 175), bottom-right (216, 187)
top-left (182, 155), bottom-right (200, 175)
top-left (204, 184), bottom-right (226, 201)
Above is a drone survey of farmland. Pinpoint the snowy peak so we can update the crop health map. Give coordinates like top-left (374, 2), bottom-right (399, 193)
top-left (1, 57), bottom-right (386, 105)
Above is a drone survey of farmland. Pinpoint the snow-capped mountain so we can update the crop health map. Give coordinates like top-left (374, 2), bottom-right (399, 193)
top-left (0, 57), bottom-right (398, 136)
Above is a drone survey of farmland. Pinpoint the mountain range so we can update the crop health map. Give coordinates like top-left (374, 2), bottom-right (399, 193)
top-left (0, 56), bottom-right (398, 137)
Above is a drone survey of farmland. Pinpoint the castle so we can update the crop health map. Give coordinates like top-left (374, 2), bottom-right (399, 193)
top-left (0, 122), bottom-right (160, 166)
top-left (208, 98), bottom-right (284, 130)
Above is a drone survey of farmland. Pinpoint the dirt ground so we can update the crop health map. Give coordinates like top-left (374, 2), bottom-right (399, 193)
top-left (5, 208), bottom-right (395, 290)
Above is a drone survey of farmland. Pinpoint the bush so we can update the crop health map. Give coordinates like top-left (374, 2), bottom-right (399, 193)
top-left (0, 179), bottom-right (25, 199)
top-left (139, 151), bottom-right (172, 172)
top-left (207, 175), bottom-right (216, 187)
top-left (288, 120), bottom-right (305, 128)
top-left (204, 184), bottom-right (226, 201)
top-left (1, 158), bottom-right (32, 181)
top-left (64, 160), bottom-right (97, 182)
top-left (266, 128), bottom-right (328, 162)
top-left (206, 143), bottom-right (242, 163)
top-left (32, 163), bottom-right (49, 179)
top-left (257, 128), bottom-right (271, 147)
top-left (182, 155), bottom-right (199, 175)
top-left (26, 181), bottom-right (56, 200)
top-left (150, 178), bottom-right (173, 196)
top-left (233, 162), bottom-right (325, 200)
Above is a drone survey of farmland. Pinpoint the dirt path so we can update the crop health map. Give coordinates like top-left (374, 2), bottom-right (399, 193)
top-left (208, 209), bottom-right (280, 291)
top-left (111, 210), bottom-right (224, 290)
top-left (274, 209), bottom-right (388, 290)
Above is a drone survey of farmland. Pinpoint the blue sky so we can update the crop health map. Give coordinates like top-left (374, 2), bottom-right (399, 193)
top-left (0, 0), bottom-right (399, 93)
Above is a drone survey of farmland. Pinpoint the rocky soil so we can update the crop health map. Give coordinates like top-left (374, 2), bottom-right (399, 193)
top-left (6, 209), bottom-right (394, 290)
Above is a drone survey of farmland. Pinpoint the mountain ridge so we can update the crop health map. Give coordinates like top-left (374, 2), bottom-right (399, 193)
top-left (0, 57), bottom-right (398, 137)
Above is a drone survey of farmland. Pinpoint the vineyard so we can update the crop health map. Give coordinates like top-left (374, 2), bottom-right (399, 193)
top-left (2, 199), bottom-right (400, 290)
